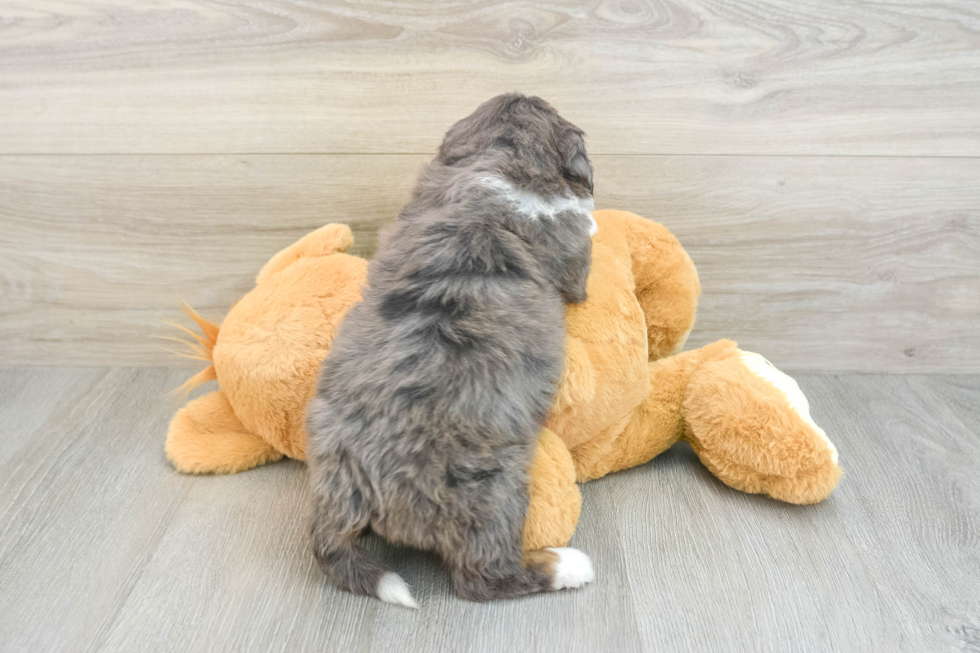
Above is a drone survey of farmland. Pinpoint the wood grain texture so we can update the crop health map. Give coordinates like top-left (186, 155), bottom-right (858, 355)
top-left (0, 368), bottom-right (196, 651)
top-left (610, 373), bottom-right (980, 652)
top-left (1, 368), bottom-right (978, 652)
top-left (1, 0), bottom-right (979, 155)
top-left (0, 154), bottom-right (425, 367)
top-left (598, 155), bottom-right (980, 373)
top-left (1, 154), bottom-right (976, 371)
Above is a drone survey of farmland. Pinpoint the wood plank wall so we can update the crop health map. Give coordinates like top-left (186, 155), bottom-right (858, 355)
top-left (0, 1), bottom-right (977, 371)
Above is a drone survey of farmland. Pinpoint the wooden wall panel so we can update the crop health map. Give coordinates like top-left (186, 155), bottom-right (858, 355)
top-left (0, 0), bottom-right (978, 156)
top-left (596, 155), bottom-right (980, 372)
top-left (2, 154), bottom-right (976, 371)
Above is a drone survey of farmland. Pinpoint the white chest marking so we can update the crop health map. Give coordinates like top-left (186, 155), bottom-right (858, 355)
top-left (476, 175), bottom-right (598, 236)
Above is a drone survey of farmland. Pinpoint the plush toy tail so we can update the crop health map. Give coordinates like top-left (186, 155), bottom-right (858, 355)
top-left (160, 301), bottom-right (221, 395)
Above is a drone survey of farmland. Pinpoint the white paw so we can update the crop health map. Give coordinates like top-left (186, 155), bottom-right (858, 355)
top-left (376, 572), bottom-right (419, 609)
top-left (547, 547), bottom-right (595, 590)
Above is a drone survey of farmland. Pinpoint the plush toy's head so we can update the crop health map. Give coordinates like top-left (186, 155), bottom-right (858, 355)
top-left (196, 224), bottom-right (366, 462)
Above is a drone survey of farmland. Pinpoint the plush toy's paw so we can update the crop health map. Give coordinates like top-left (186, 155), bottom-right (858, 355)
top-left (684, 341), bottom-right (841, 504)
top-left (523, 429), bottom-right (581, 551)
top-left (737, 350), bottom-right (839, 465)
top-left (547, 547), bottom-right (595, 590)
top-left (166, 390), bottom-right (283, 474)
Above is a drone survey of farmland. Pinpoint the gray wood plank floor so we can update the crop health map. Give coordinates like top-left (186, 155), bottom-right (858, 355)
top-left (1, 368), bottom-right (977, 652)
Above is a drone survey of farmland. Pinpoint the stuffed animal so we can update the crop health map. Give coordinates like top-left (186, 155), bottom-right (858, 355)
top-left (166, 210), bottom-right (841, 550)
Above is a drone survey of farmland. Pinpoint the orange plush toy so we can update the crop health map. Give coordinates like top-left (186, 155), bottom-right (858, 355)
top-left (166, 210), bottom-right (841, 550)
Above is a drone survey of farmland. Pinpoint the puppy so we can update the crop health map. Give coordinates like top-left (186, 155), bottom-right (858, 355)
top-left (306, 94), bottom-right (596, 606)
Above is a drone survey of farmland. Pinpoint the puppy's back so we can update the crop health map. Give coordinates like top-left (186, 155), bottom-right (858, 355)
top-left (307, 93), bottom-right (595, 605)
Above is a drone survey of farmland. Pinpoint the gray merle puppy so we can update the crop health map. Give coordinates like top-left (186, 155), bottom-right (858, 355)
top-left (306, 93), bottom-right (597, 607)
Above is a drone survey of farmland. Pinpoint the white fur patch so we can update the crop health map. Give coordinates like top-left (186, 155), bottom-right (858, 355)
top-left (476, 175), bottom-right (597, 236)
top-left (547, 547), bottom-right (595, 590)
top-left (377, 572), bottom-right (419, 609)
top-left (738, 350), bottom-right (839, 464)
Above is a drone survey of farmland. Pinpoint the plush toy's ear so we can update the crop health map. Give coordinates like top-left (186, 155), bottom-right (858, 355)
top-left (560, 129), bottom-right (593, 193)
top-left (256, 224), bottom-right (354, 285)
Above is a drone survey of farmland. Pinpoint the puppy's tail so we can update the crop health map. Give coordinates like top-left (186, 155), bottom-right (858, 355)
top-left (310, 498), bottom-right (418, 609)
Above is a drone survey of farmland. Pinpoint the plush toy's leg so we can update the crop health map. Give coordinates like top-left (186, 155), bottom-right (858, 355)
top-left (166, 390), bottom-right (283, 474)
top-left (522, 429), bottom-right (581, 551)
top-left (569, 348), bottom-right (700, 482)
top-left (683, 341), bottom-right (842, 504)
top-left (256, 223), bottom-right (355, 284)
top-left (567, 340), bottom-right (841, 504)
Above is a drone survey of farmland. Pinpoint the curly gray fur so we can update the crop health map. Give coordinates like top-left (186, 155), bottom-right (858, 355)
top-left (307, 93), bottom-right (595, 604)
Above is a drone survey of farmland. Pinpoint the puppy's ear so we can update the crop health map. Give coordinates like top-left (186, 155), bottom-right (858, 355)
top-left (438, 122), bottom-right (475, 166)
top-left (560, 130), bottom-right (593, 193)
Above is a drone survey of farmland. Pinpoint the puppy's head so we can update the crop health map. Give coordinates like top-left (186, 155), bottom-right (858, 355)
top-left (437, 93), bottom-right (594, 199)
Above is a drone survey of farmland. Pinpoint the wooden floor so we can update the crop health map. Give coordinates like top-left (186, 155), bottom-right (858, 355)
top-left (1, 367), bottom-right (977, 652)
